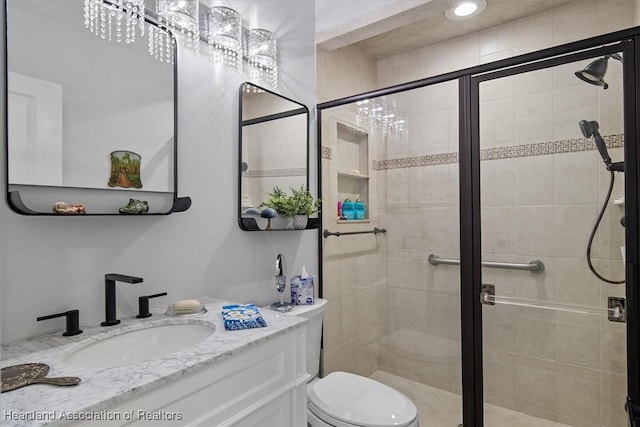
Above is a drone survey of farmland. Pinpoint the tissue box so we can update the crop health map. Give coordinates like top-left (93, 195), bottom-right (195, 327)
top-left (291, 276), bottom-right (314, 305)
top-left (222, 304), bottom-right (267, 331)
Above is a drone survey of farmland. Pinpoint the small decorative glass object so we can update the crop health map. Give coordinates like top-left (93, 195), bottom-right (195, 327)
top-left (247, 29), bottom-right (277, 88)
top-left (84, 0), bottom-right (146, 43)
top-left (154, 0), bottom-right (200, 54)
top-left (207, 6), bottom-right (242, 72)
top-left (108, 151), bottom-right (143, 189)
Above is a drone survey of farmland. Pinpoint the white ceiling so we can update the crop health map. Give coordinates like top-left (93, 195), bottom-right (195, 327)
top-left (317, 0), bottom-right (577, 59)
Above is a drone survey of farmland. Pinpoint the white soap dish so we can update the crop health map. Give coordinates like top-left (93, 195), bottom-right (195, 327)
top-left (165, 299), bottom-right (207, 316)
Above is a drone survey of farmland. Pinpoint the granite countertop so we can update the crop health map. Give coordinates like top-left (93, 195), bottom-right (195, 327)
top-left (0, 298), bottom-right (306, 427)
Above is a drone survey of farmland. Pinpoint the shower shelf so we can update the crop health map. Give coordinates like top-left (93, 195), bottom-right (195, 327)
top-left (328, 118), bottom-right (370, 221)
top-left (337, 171), bottom-right (369, 179)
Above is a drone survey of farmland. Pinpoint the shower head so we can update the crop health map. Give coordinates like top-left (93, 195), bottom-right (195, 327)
top-left (579, 120), bottom-right (623, 172)
top-left (575, 53), bottom-right (623, 90)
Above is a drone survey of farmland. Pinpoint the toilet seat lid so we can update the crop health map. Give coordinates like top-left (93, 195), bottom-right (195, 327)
top-left (308, 372), bottom-right (417, 427)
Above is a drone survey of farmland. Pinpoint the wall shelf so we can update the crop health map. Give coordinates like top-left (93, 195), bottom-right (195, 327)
top-left (239, 216), bottom-right (320, 231)
top-left (7, 190), bottom-right (190, 216)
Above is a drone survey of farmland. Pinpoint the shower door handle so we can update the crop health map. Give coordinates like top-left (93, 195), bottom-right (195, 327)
top-left (480, 284), bottom-right (625, 322)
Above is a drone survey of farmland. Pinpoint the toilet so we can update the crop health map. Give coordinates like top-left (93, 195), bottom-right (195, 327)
top-left (283, 298), bottom-right (419, 427)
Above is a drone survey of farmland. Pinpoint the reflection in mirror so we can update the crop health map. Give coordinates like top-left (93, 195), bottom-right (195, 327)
top-left (239, 82), bottom-right (312, 230)
top-left (6, 0), bottom-right (181, 215)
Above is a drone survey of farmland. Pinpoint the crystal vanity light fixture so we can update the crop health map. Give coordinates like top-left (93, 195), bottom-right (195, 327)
top-left (242, 84), bottom-right (265, 94)
top-left (356, 98), bottom-right (407, 142)
top-left (247, 28), bottom-right (278, 88)
top-left (84, 0), bottom-right (146, 43)
top-left (153, 0), bottom-right (200, 54)
top-left (147, 22), bottom-right (175, 64)
top-left (207, 6), bottom-right (243, 72)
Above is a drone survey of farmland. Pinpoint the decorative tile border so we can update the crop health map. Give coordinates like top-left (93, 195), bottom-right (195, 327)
top-left (321, 146), bottom-right (332, 160)
top-left (244, 167), bottom-right (306, 178)
top-left (371, 134), bottom-right (624, 170)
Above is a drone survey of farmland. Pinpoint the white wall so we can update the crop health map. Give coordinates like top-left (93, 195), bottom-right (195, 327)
top-left (0, 0), bottom-right (317, 344)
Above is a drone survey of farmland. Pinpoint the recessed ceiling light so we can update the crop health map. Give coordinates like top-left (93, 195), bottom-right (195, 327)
top-left (455, 3), bottom-right (477, 16)
top-left (445, 0), bottom-right (487, 20)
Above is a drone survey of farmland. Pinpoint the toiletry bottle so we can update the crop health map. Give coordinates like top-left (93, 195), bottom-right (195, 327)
top-left (354, 199), bottom-right (366, 220)
top-left (342, 198), bottom-right (355, 220)
top-left (337, 201), bottom-right (343, 218)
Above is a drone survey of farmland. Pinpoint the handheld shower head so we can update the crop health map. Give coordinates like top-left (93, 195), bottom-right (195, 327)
top-left (578, 119), bottom-right (599, 139)
top-left (579, 120), bottom-right (623, 172)
top-left (579, 120), bottom-right (612, 167)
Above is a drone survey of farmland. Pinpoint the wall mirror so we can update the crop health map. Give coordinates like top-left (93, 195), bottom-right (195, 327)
top-left (238, 82), bottom-right (315, 231)
top-left (5, 0), bottom-right (190, 215)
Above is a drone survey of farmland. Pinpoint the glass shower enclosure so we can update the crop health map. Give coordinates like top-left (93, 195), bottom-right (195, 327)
top-left (318, 27), bottom-right (640, 426)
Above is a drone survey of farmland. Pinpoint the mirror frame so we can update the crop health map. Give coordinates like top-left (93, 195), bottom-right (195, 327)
top-left (238, 82), bottom-right (316, 231)
top-left (3, 0), bottom-right (190, 215)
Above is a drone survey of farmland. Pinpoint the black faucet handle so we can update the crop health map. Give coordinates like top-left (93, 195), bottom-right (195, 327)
top-left (37, 310), bottom-right (83, 336)
top-left (136, 292), bottom-right (168, 318)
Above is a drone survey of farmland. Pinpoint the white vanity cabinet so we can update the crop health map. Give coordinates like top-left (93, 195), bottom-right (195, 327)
top-left (75, 329), bottom-right (308, 427)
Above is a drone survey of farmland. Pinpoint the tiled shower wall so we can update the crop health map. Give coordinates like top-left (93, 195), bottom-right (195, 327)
top-left (318, 44), bottom-right (382, 377)
top-left (319, 0), bottom-right (635, 425)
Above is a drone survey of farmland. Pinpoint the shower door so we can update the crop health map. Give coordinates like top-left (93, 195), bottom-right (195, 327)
top-left (472, 43), bottom-right (633, 426)
top-left (318, 80), bottom-right (464, 426)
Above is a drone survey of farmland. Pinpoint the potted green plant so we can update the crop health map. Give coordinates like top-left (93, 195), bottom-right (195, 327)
top-left (262, 185), bottom-right (320, 229)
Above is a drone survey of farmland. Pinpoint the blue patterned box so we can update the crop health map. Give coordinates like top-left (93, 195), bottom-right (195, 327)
top-left (291, 276), bottom-right (314, 305)
top-left (222, 304), bottom-right (267, 331)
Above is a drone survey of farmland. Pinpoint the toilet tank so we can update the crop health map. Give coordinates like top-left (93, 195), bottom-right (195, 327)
top-left (283, 298), bottom-right (327, 379)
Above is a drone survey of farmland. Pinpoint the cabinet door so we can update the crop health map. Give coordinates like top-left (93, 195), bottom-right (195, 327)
top-left (228, 392), bottom-right (291, 427)
top-left (91, 334), bottom-right (296, 427)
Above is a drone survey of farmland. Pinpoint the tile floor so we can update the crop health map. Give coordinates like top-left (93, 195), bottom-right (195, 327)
top-left (369, 370), bottom-right (570, 427)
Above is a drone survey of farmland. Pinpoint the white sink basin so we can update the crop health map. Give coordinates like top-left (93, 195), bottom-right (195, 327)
top-left (63, 323), bottom-right (215, 369)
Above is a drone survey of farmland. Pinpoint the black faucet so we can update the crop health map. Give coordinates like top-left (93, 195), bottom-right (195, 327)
top-left (136, 292), bottom-right (168, 318)
top-left (101, 273), bottom-right (143, 326)
top-left (37, 310), bottom-right (83, 336)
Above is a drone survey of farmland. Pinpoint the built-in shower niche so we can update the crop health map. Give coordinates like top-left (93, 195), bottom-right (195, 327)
top-left (331, 119), bottom-right (370, 222)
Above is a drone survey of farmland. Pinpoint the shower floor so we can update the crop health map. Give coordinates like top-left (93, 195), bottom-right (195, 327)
top-left (369, 370), bottom-right (570, 427)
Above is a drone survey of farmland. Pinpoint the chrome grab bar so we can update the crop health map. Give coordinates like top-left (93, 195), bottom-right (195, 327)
top-left (323, 227), bottom-right (387, 238)
top-left (428, 254), bottom-right (545, 273)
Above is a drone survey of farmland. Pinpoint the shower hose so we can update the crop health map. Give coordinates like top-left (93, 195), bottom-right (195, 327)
top-left (586, 169), bottom-right (625, 284)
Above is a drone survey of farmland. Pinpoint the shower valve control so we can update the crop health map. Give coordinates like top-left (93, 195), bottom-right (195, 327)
top-left (480, 284), bottom-right (495, 306)
top-left (608, 297), bottom-right (626, 323)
